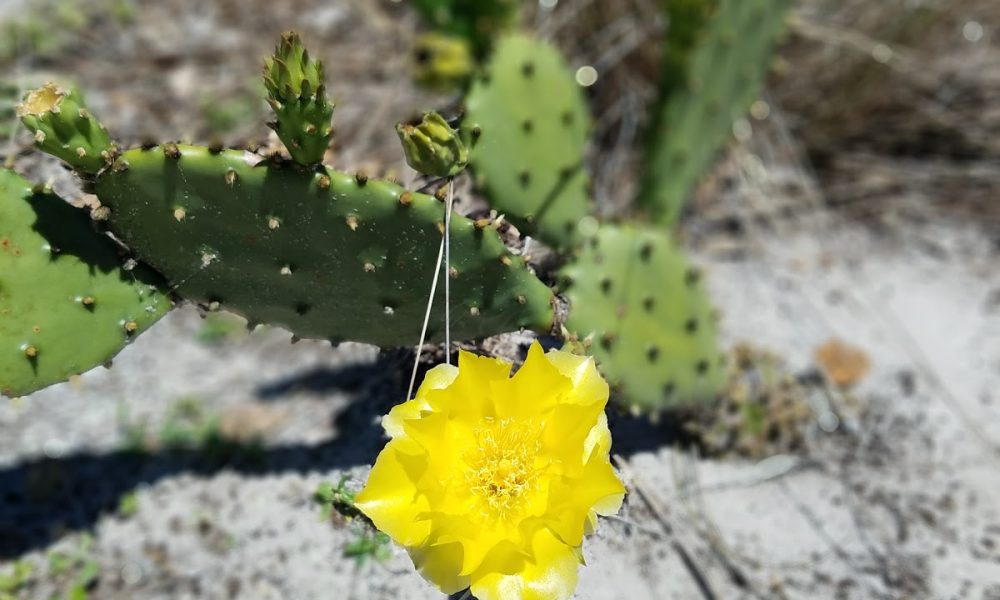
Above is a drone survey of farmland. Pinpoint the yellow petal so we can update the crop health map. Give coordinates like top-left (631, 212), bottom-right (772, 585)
top-left (543, 457), bottom-right (625, 546)
top-left (500, 342), bottom-right (572, 419)
top-left (582, 411), bottom-right (612, 463)
top-left (544, 349), bottom-right (609, 407)
top-left (435, 520), bottom-right (510, 576)
top-left (409, 541), bottom-right (471, 594)
top-left (470, 528), bottom-right (580, 600)
top-left (429, 350), bottom-right (511, 420)
top-left (383, 364), bottom-right (458, 437)
top-left (354, 440), bottom-right (431, 547)
top-left (540, 401), bottom-right (606, 474)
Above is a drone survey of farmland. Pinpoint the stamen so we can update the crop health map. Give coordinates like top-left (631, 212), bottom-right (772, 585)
top-left (465, 418), bottom-right (542, 521)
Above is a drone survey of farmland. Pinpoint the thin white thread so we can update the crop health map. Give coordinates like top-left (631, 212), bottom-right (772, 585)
top-left (444, 180), bottom-right (454, 365)
top-left (406, 233), bottom-right (444, 401)
top-left (405, 180), bottom-right (455, 401)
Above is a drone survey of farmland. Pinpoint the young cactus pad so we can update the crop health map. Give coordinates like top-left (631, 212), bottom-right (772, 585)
top-left (464, 34), bottom-right (592, 250)
top-left (264, 32), bottom-right (334, 166)
top-left (639, 0), bottom-right (792, 226)
top-left (560, 224), bottom-right (724, 411)
top-left (93, 146), bottom-right (554, 347)
top-left (0, 169), bottom-right (169, 398)
top-left (16, 83), bottom-right (116, 174)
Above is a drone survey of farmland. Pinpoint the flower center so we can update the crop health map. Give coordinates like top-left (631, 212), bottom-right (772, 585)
top-left (465, 417), bottom-right (541, 522)
top-left (16, 83), bottom-right (64, 118)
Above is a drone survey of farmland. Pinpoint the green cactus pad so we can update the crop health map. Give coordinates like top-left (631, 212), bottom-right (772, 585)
top-left (560, 224), bottom-right (724, 411)
top-left (17, 83), bottom-right (116, 174)
top-left (639, 0), bottom-right (791, 226)
top-left (264, 32), bottom-right (334, 166)
top-left (464, 34), bottom-right (592, 250)
top-left (0, 169), bottom-right (170, 398)
top-left (93, 145), bottom-right (554, 347)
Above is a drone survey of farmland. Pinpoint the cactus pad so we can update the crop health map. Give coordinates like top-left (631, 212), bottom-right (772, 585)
top-left (0, 169), bottom-right (170, 398)
top-left (264, 32), bottom-right (334, 166)
top-left (560, 224), bottom-right (724, 410)
top-left (639, 0), bottom-right (791, 226)
top-left (17, 84), bottom-right (116, 174)
top-left (464, 34), bottom-right (592, 249)
top-left (93, 145), bottom-right (554, 347)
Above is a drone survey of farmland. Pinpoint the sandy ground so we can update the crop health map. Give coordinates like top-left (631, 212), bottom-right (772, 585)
top-left (2, 0), bottom-right (1000, 599)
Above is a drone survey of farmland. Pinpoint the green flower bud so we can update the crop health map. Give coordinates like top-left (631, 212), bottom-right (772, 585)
top-left (396, 111), bottom-right (468, 178)
top-left (263, 31), bottom-right (334, 166)
top-left (412, 33), bottom-right (474, 91)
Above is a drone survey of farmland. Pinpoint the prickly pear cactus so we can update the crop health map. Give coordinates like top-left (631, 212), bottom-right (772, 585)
top-left (464, 34), bottom-right (592, 250)
top-left (639, 0), bottom-right (792, 226)
top-left (409, 0), bottom-right (520, 55)
top-left (93, 145), bottom-right (554, 347)
top-left (263, 32), bottom-right (334, 166)
top-left (0, 169), bottom-right (170, 398)
top-left (16, 83), bottom-right (116, 174)
top-left (560, 224), bottom-right (724, 410)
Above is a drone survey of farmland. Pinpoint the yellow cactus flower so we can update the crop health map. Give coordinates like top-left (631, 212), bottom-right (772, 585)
top-left (355, 342), bottom-right (625, 600)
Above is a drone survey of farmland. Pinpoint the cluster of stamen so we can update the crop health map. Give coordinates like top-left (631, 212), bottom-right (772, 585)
top-left (465, 418), bottom-right (541, 522)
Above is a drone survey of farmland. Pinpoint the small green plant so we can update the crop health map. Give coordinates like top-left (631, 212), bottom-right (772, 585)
top-left (45, 535), bottom-right (100, 600)
top-left (344, 530), bottom-right (392, 566)
top-left (314, 477), bottom-right (362, 522)
top-left (115, 398), bottom-right (265, 467)
top-left (314, 478), bottom-right (393, 565)
top-left (117, 490), bottom-right (140, 518)
top-left (196, 313), bottom-right (247, 345)
top-left (0, 560), bottom-right (34, 600)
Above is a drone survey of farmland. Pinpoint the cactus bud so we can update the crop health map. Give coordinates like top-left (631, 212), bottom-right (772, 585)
top-left (263, 32), bottom-right (334, 166)
top-left (17, 83), bottom-right (115, 174)
top-left (412, 33), bottom-right (474, 91)
top-left (396, 111), bottom-right (468, 178)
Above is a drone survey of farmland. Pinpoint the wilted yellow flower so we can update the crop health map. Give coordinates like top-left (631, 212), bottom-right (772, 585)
top-left (355, 342), bottom-right (625, 600)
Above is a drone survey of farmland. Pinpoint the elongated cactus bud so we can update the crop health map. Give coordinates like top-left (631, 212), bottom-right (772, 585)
top-left (396, 111), bottom-right (468, 178)
top-left (17, 83), bottom-right (116, 174)
top-left (263, 31), bottom-right (334, 166)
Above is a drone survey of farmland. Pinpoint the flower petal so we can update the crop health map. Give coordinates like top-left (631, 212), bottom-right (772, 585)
top-left (470, 528), bottom-right (581, 600)
top-left (354, 440), bottom-right (431, 547)
top-left (426, 351), bottom-right (511, 422)
top-left (383, 364), bottom-right (458, 437)
top-left (544, 350), bottom-right (609, 407)
top-left (583, 411), bottom-right (612, 463)
top-left (500, 342), bottom-right (572, 419)
top-left (543, 456), bottom-right (625, 546)
top-left (409, 541), bottom-right (471, 595)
